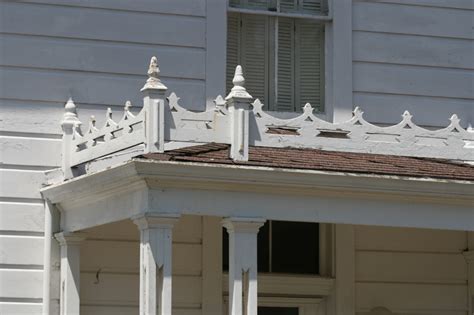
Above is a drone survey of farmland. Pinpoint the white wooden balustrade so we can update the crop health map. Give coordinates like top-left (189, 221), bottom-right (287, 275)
top-left (60, 56), bottom-right (474, 179)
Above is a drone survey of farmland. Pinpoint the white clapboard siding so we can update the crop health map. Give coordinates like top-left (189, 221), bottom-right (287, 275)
top-left (0, 302), bottom-right (49, 315)
top-left (353, 0), bottom-right (474, 10)
top-left (17, 0), bottom-right (206, 16)
top-left (0, 269), bottom-right (43, 299)
top-left (355, 226), bottom-right (467, 253)
top-left (0, 170), bottom-right (45, 200)
top-left (353, 31), bottom-right (474, 70)
top-left (0, 68), bottom-right (206, 110)
top-left (356, 251), bottom-right (467, 284)
top-left (0, 202), bottom-right (45, 233)
top-left (356, 283), bottom-right (468, 312)
top-left (81, 240), bottom-right (202, 276)
top-left (353, 62), bottom-right (474, 100)
top-left (353, 92), bottom-right (474, 127)
top-left (0, 136), bottom-right (61, 168)
top-left (0, 2), bottom-right (206, 48)
top-left (85, 216), bottom-right (202, 244)
top-left (80, 273), bottom-right (202, 307)
top-left (0, 34), bottom-right (206, 80)
top-left (353, 1), bottom-right (473, 39)
top-left (0, 236), bottom-right (44, 266)
top-left (81, 305), bottom-right (202, 315)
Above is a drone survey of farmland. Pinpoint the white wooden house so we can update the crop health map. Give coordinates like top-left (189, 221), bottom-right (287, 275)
top-left (0, 1), bottom-right (473, 315)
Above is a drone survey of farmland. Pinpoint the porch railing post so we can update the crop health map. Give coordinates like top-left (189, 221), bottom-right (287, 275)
top-left (61, 98), bottom-right (81, 179)
top-left (133, 213), bottom-right (180, 315)
top-left (225, 66), bottom-right (253, 161)
top-left (141, 56), bottom-right (168, 154)
top-left (222, 217), bottom-right (266, 315)
top-left (54, 232), bottom-right (86, 315)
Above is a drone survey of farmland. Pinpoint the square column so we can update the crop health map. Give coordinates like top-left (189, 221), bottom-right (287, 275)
top-left (55, 232), bottom-right (86, 315)
top-left (222, 217), bottom-right (266, 315)
top-left (133, 213), bottom-right (180, 315)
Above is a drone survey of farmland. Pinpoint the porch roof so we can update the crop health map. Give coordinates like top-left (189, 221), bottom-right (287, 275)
top-left (141, 143), bottom-right (474, 181)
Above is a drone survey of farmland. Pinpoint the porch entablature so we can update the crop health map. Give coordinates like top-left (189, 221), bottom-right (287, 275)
top-left (60, 57), bottom-right (474, 179)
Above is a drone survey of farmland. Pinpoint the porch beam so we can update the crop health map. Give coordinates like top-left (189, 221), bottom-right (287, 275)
top-left (133, 213), bottom-right (180, 315)
top-left (222, 217), bottom-right (266, 315)
top-left (55, 232), bottom-right (86, 315)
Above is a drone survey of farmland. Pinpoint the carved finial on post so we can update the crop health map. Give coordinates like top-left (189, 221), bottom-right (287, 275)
top-left (61, 98), bottom-right (81, 180)
top-left (141, 57), bottom-right (167, 154)
top-left (225, 66), bottom-right (253, 162)
top-left (141, 56), bottom-right (167, 92)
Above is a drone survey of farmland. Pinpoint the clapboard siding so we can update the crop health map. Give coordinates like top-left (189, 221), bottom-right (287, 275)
top-left (0, 67), bottom-right (206, 110)
top-left (354, 92), bottom-right (474, 126)
top-left (17, 0), bottom-right (206, 16)
top-left (0, 236), bottom-right (44, 266)
top-left (353, 62), bottom-right (473, 100)
top-left (0, 169), bottom-right (46, 199)
top-left (81, 240), bottom-right (202, 276)
top-left (353, 2), bottom-right (473, 39)
top-left (355, 226), bottom-right (467, 253)
top-left (356, 283), bottom-right (468, 312)
top-left (354, 0), bottom-right (474, 10)
top-left (0, 136), bottom-right (61, 168)
top-left (352, 0), bottom-right (474, 126)
top-left (0, 2), bottom-right (205, 48)
top-left (353, 32), bottom-right (474, 70)
top-left (85, 216), bottom-right (202, 244)
top-left (355, 225), bottom-right (469, 313)
top-left (0, 202), bottom-right (45, 233)
top-left (356, 251), bottom-right (467, 284)
top-left (0, 269), bottom-right (43, 299)
top-left (0, 34), bottom-right (205, 80)
top-left (0, 303), bottom-right (46, 315)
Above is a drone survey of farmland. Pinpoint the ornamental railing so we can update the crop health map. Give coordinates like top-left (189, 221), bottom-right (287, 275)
top-left (61, 57), bottom-right (474, 179)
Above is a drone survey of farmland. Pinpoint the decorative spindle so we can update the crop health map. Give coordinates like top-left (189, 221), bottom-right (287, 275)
top-left (87, 115), bottom-right (97, 134)
top-left (141, 56), bottom-right (167, 91)
top-left (214, 95), bottom-right (227, 114)
top-left (225, 65), bottom-right (252, 101)
top-left (124, 101), bottom-right (132, 112)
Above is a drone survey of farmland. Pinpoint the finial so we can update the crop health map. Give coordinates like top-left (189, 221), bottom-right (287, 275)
top-left (124, 101), bottom-right (132, 112)
top-left (141, 56), bottom-right (167, 91)
top-left (225, 65), bottom-right (252, 100)
top-left (61, 97), bottom-right (80, 127)
top-left (106, 107), bottom-right (113, 120)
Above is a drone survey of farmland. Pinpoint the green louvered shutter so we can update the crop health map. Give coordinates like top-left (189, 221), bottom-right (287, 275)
top-left (276, 18), bottom-right (295, 111)
top-left (295, 20), bottom-right (324, 111)
top-left (301, 0), bottom-right (323, 13)
top-left (241, 14), bottom-right (269, 104)
top-left (226, 14), bottom-right (240, 95)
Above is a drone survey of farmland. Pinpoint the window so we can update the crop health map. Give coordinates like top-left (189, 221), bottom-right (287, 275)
top-left (223, 221), bottom-right (320, 274)
top-left (226, 0), bottom-right (327, 112)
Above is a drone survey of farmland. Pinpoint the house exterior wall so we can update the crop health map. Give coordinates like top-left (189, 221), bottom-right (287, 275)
top-left (352, 0), bottom-right (474, 127)
top-left (355, 226), bottom-right (469, 314)
top-left (0, 0), bottom-right (472, 314)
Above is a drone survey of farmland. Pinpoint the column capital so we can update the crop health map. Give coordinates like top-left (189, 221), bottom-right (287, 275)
top-left (132, 213), bottom-right (180, 230)
top-left (54, 232), bottom-right (86, 246)
top-left (222, 217), bottom-right (266, 234)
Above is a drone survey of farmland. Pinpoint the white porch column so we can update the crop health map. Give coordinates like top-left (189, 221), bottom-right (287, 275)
top-left (133, 213), bottom-right (180, 315)
top-left (55, 232), bottom-right (86, 315)
top-left (222, 217), bottom-right (265, 315)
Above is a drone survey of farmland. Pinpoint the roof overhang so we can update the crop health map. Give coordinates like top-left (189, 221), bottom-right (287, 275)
top-left (41, 158), bottom-right (474, 232)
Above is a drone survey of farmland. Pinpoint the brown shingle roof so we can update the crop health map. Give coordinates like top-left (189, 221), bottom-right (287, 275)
top-left (141, 143), bottom-right (474, 181)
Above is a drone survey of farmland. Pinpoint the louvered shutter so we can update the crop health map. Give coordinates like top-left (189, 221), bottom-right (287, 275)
top-left (295, 20), bottom-right (324, 111)
top-left (240, 14), bottom-right (269, 104)
top-left (279, 0), bottom-right (296, 12)
top-left (276, 18), bottom-right (295, 111)
top-left (226, 13), bottom-right (240, 95)
top-left (300, 0), bottom-right (323, 13)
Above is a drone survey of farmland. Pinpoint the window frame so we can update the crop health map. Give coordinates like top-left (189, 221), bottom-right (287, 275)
top-left (221, 0), bottom-right (353, 122)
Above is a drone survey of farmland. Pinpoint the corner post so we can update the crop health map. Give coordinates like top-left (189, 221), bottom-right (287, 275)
top-left (61, 98), bottom-right (80, 179)
top-left (225, 66), bottom-right (253, 161)
top-left (133, 213), bottom-right (180, 315)
top-left (55, 232), bottom-right (86, 315)
top-left (141, 56), bottom-right (168, 154)
top-left (222, 217), bottom-right (265, 315)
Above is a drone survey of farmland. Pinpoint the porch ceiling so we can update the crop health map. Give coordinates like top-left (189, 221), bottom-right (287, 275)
top-left (41, 152), bottom-right (474, 233)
